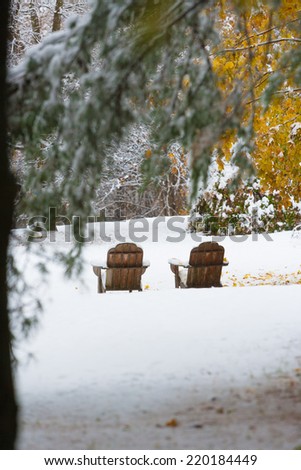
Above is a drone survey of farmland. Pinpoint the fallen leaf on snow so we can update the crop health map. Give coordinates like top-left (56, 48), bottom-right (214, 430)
top-left (165, 418), bottom-right (179, 427)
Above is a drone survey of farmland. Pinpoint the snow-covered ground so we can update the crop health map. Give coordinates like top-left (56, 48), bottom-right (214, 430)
top-left (12, 218), bottom-right (301, 449)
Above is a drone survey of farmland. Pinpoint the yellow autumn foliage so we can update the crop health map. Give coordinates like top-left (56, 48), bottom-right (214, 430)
top-left (211, 0), bottom-right (301, 205)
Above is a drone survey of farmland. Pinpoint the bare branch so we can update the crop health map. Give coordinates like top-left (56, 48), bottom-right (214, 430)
top-left (234, 12), bottom-right (301, 47)
top-left (216, 38), bottom-right (301, 56)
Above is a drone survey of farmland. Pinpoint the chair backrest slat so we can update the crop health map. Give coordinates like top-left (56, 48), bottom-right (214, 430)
top-left (106, 243), bottom-right (145, 291)
top-left (107, 243), bottom-right (143, 268)
top-left (187, 242), bottom-right (225, 288)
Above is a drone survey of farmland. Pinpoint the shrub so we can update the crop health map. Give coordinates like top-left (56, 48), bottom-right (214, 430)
top-left (189, 175), bottom-right (301, 235)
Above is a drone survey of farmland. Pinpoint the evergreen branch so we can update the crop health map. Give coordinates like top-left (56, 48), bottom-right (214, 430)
top-left (111, 0), bottom-right (212, 120)
top-left (120, 0), bottom-right (210, 80)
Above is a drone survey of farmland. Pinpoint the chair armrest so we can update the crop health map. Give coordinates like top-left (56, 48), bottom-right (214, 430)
top-left (168, 258), bottom-right (189, 268)
top-left (92, 261), bottom-right (107, 269)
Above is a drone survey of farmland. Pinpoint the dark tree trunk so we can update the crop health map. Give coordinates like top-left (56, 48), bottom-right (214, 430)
top-left (52, 0), bottom-right (64, 32)
top-left (8, 0), bottom-right (25, 61)
top-left (0, 0), bottom-right (18, 450)
top-left (29, 0), bottom-right (41, 44)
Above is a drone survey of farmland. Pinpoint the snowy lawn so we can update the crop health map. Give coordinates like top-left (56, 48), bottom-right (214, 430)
top-left (12, 219), bottom-right (301, 449)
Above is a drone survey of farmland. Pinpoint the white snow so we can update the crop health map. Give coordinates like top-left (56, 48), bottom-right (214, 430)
top-left (290, 122), bottom-right (301, 136)
top-left (12, 218), bottom-right (301, 449)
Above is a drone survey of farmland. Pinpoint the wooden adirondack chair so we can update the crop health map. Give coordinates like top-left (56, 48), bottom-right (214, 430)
top-left (92, 243), bottom-right (150, 293)
top-left (169, 241), bottom-right (228, 288)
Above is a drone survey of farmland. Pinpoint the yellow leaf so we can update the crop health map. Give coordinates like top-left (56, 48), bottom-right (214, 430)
top-left (182, 75), bottom-right (190, 89)
top-left (225, 61), bottom-right (235, 71)
top-left (165, 419), bottom-right (179, 427)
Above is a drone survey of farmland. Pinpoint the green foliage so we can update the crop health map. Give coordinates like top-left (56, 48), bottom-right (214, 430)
top-left (190, 176), bottom-right (301, 235)
top-left (7, 251), bottom-right (43, 348)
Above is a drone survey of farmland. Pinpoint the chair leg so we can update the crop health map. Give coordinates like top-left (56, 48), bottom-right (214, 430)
top-left (174, 267), bottom-right (180, 288)
top-left (98, 274), bottom-right (106, 293)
